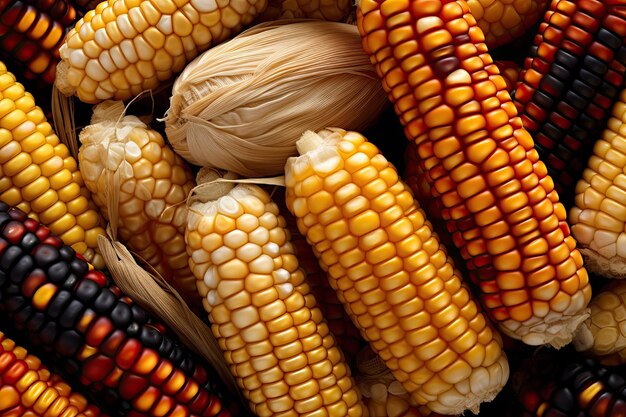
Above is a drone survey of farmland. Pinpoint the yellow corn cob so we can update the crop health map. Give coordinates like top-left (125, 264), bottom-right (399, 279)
top-left (285, 128), bottom-right (509, 415)
top-left (467, 0), bottom-right (548, 48)
top-left (0, 331), bottom-right (104, 417)
top-left (569, 89), bottom-right (626, 279)
top-left (56, 0), bottom-right (268, 104)
top-left (258, 0), bottom-right (352, 22)
top-left (78, 101), bottom-right (200, 308)
top-left (572, 279), bottom-right (626, 365)
top-left (357, 0), bottom-right (592, 347)
top-left (186, 171), bottom-right (366, 417)
top-left (0, 60), bottom-right (105, 268)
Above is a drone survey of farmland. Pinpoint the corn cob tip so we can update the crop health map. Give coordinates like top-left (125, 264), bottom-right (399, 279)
top-left (90, 100), bottom-right (126, 125)
top-left (54, 54), bottom-right (75, 97)
top-left (579, 248), bottom-right (626, 279)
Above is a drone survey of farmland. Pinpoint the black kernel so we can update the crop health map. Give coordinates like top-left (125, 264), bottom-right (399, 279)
top-left (139, 326), bottom-right (161, 349)
top-left (59, 246), bottom-right (76, 262)
top-left (0, 246), bottom-right (23, 270)
top-left (48, 290), bottom-right (72, 319)
top-left (33, 245), bottom-right (60, 268)
top-left (39, 321), bottom-right (58, 345)
top-left (76, 280), bottom-right (99, 303)
top-left (59, 299), bottom-right (84, 328)
top-left (48, 261), bottom-right (70, 284)
top-left (94, 289), bottom-right (117, 314)
top-left (131, 305), bottom-right (149, 324)
top-left (111, 302), bottom-right (132, 328)
top-left (10, 255), bottom-right (34, 283)
top-left (20, 232), bottom-right (39, 252)
top-left (126, 322), bottom-right (140, 337)
top-left (55, 330), bottom-right (83, 357)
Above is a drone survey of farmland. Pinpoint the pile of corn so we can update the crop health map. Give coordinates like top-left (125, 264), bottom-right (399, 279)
top-left (0, 0), bottom-right (623, 416)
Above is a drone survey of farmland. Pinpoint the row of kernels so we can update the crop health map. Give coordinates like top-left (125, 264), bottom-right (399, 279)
top-left (187, 183), bottom-right (365, 417)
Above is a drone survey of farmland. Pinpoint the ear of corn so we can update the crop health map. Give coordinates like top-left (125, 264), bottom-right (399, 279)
top-left (357, 0), bottom-right (592, 347)
top-left (569, 89), bottom-right (626, 278)
top-left (0, 60), bottom-right (105, 268)
top-left (572, 280), bottom-right (626, 365)
top-left (78, 101), bottom-right (200, 309)
top-left (0, 330), bottom-right (105, 417)
top-left (514, 0), bottom-right (626, 206)
top-left (514, 349), bottom-right (626, 417)
top-left (0, 0), bottom-right (79, 86)
top-left (285, 128), bottom-right (509, 415)
top-left (56, 0), bottom-right (269, 103)
top-left (467, 0), bottom-right (549, 48)
top-left (0, 202), bottom-right (238, 417)
top-left (186, 174), bottom-right (366, 417)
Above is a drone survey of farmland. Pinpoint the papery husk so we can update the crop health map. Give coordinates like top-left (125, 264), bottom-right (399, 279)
top-left (163, 20), bottom-right (388, 177)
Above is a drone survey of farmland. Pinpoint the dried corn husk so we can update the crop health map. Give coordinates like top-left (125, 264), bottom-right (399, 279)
top-left (163, 20), bottom-right (388, 177)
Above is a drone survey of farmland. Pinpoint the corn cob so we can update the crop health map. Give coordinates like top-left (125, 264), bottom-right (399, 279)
top-left (357, 0), bottom-right (592, 346)
top-left (0, 202), bottom-right (238, 417)
top-left (55, 0), bottom-right (269, 104)
top-left (0, 61), bottom-right (105, 268)
top-left (0, 330), bottom-right (105, 417)
top-left (285, 128), bottom-right (509, 415)
top-left (186, 172), bottom-right (366, 417)
top-left (572, 280), bottom-right (626, 365)
top-left (0, 1), bottom-right (78, 86)
top-left (78, 101), bottom-right (200, 309)
top-left (569, 89), bottom-right (626, 278)
top-left (513, 349), bottom-right (626, 417)
top-left (513, 0), bottom-right (626, 207)
top-left (467, 0), bottom-right (548, 48)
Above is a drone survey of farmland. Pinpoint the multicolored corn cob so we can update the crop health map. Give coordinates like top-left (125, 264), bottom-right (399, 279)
top-left (0, 330), bottom-right (105, 417)
top-left (0, 1), bottom-right (79, 86)
top-left (357, 0), bottom-right (592, 346)
top-left (573, 280), bottom-right (626, 365)
top-left (514, 0), bottom-right (626, 206)
top-left (513, 349), bottom-right (626, 417)
top-left (0, 61), bottom-right (105, 268)
top-left (467, 0), bottom-right (548, 48)
top-left (186, 173), bottom-right (366, 417)
top-left (569, 88), bottom-right (626, 278)
top-left (0, 203), bottom-right (237, 417)
top-left (285, 128), bottom-right (509, 415)
top-left (55, 0), bottom-right (269, 103)
top-left (78, 101), bottom-right (200, 308)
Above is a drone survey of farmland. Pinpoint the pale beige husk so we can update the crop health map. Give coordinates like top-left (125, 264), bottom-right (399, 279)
top-left (163, 20), bottom-right (388, 177)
